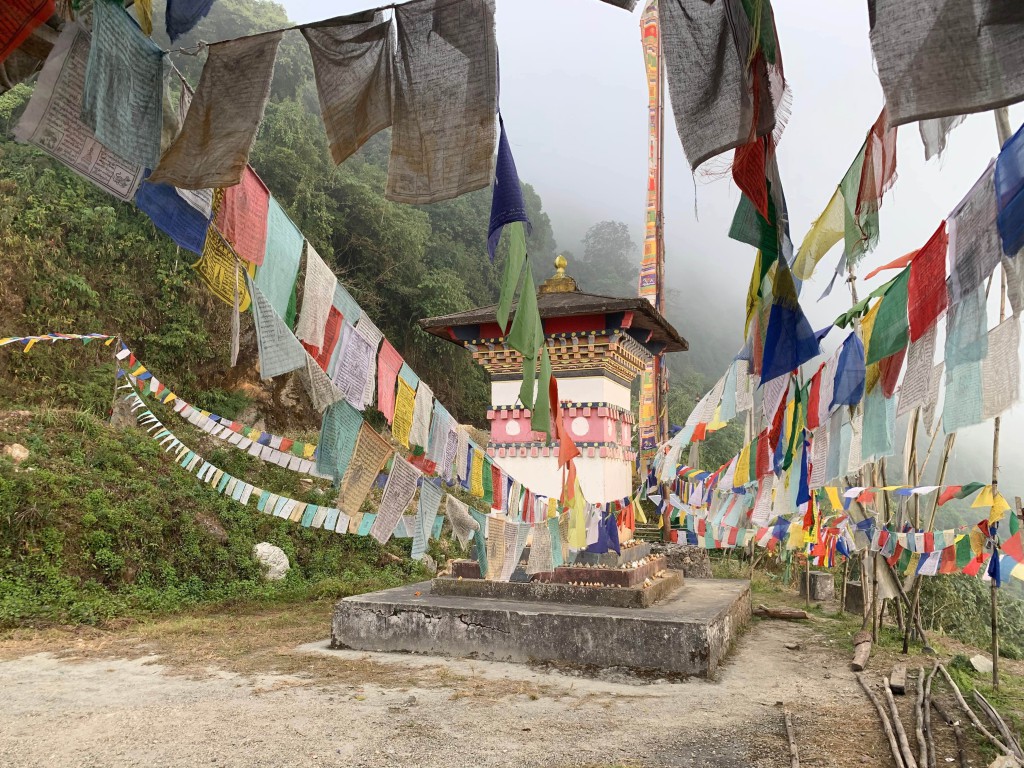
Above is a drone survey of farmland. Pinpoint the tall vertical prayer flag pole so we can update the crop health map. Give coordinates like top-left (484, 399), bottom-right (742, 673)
top-left (638, 0), bottom-right (667, 470)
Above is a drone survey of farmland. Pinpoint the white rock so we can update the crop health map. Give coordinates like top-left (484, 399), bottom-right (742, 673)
top-left (421, 554), bottom-right (437, 575)
top-left (971, 654), bottom-right (994, 674)
top-left (988, 757), bottom-right (1022, 768)
top-left (1, 443), bottom-right (29, 464)
top-left (253, 543), bottom-right (290, 581)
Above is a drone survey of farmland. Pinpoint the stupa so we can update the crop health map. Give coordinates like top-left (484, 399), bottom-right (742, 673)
top-left (418, 255), bottom-right (687, 503)
top-left (330, 256), bottom-right (752, 678)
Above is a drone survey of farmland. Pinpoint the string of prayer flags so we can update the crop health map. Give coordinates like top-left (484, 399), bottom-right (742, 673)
top-left (255, 198), bottom-right (304, 324)
top-left (135, 173), bottom-right (213, 254)
top-left (193, 228), bottom-right (255, 312)
top-left (302, 10), bottom-right (394, 165)
top-left (14, 24), bottom-right (145, 202)
top-left (151, 33), bottom-right (282, 189)
top-left (996, 122), bottom-right (1024, 256)
top-left (1, 0), bottom-right (54, 64)
top-left (0, 333), bottom-right (116, 349)
top-left (487, 116), bottom-right (532, 262)
top-left (376, 339), bottom-right (403, 424)
top-left (387, 0), bottom-right (497, 204)
top-left (411, 479), bottom-right (443, 560)
top-left (369, 455), bottom-right (421, 544)
top-left (869, 0), bottom-right (1024, 128)
top-left (166, 0), bottom-right (215, 43)
top-left (337, 421), bottom-right (393, 523)
top-left (82, 0), bottom-right (165, 169)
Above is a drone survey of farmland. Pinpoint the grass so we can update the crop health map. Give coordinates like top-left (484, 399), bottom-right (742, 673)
top-left (0, 407), bottom-right (439, 628)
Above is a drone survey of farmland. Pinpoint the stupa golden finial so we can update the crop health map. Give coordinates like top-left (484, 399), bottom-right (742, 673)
top-left (540, 254), bottom-right (578, 294)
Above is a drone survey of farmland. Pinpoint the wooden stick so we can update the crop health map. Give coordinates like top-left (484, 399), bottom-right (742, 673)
top-left (884, 676), bottom-right (920, 768)
top-left (914, 668), bottom-right (927, 768)
top-left (784, 708), bottom-right (800, 768)
top-left (755, 604), bottom-right (810, 620)
top-left (858, 673), bottom-right (907, 768)
top-left (936, 664), bottom-right (1014, 756)
top-left (973, 690), bottom-right (1024, 760)
top-left (931, 699), bottom-right (967, 768)
top-left (923, 664), bottom-right (937, 768)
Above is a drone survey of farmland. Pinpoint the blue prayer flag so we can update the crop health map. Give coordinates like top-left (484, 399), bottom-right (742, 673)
top-left (135, 173), bottom-right (212, 254)
top-left (831, 333), bottom-right (866, 409)
top-left (166, 0), bottom-right (216, 43)
top-left (487, 116), bottom-right (531, 262)
top-left (995, 121), bottom-right (1024, 257)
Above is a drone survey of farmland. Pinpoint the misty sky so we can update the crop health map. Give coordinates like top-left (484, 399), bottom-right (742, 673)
top-left (279, 0), bottom-right (1024, 495)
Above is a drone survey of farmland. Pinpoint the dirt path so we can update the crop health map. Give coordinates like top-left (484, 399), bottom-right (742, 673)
top-left (0, 602), bottom-right (902, 768)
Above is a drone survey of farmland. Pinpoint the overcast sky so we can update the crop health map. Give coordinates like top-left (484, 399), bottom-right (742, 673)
top-left (281, 0), bottom-right (1024, 495)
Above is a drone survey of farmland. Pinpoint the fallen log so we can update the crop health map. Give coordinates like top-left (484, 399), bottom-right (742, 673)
top-left (923, 664), bottom-right (937, 768)
top-left (858, 673), bottom-right (907, 768)
top-left (852, 641), bottom-right (872, 672)
top-left (973, 690), bottom-right (1024, 761)
top-left (884, 675), bottom-right (920, 768)
top-left (784, 708), bottom-right (800, 768)
top-left (936, 665), bottom-right (1015, 758)
top-left (915, 668), bottom-right (927, 768)
top-left (755, 604), bottom-right (810, 620)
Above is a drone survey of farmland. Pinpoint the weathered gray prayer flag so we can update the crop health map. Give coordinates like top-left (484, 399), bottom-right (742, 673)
top-left (150, 32), bottom-right (282, 189)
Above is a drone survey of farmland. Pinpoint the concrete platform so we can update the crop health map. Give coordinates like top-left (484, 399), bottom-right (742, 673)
top-left (430, 568), bottom-right (682, 609)
top-left (331, 578), bottom-right (751, 678)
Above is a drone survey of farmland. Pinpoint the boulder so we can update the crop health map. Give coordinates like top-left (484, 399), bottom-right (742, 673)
top-left (253, 542), bottom-right (290, 581)
top-left (421, 554), bottom-right (438, 575)
top-left (1, 443), bottom-right (29, 464)
top-left (971, 654), bottom-right (994, 674)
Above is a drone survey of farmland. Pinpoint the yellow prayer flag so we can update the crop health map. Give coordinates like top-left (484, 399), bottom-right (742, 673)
top-left (793, 188), bottom-right (845, 281)
top-left (735, 444), bottom-right (751, 486)
top-left (469, 449), bottom-right (485, 498)
top-left (568, 481), bottom-right (588, 548)
top-left (23, 339), bottom-right (37, 353)
top-left (708, 405), bottom-right (727, 431)
top-left (990, 493), bottom-right (1011, 524)
top-left (1011, 562), bottom-right (1024, 582)
top-left (788, 525), bottom-right (805, 549)
top-left (547, 497), bottom-right (557, 519)
top-left (193, 228), bottom-right (255, 312)
top-left (905, 553), bottom-right (921, 576)
top-left (302, 444), bottom-right (316, 459)
top-left (135, 0), bottom-right (153, 35)
top-left (825, 487), bottom-right (842, 510)
top-left (745, 251), bottom-right (763, 337)
top-left (392, 378), bottom-right (416, 449)
top-left (633, 495), bottom-right (648, 525)
top-left (971, 486), bottom-right (995, 508)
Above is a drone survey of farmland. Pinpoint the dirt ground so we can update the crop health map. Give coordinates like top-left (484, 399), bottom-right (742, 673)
top-left (0, 599), bottom-right (1001, 768)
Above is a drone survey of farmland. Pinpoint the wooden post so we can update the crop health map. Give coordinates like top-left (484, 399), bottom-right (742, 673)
top-left (989, 106), bottom-right (1012, 691)
top-left (871, 463), bottom-right (882, 642)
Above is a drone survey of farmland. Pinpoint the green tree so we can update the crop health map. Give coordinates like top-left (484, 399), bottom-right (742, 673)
top-left (573, 221), bottom-right (639, 297)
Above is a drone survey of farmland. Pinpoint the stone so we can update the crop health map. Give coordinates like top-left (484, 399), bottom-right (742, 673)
top-left (253, 542), bottom-right (290, 581)
top-left (1, 443), bottom-right (29, 464)
top-left (971, 654), bottom-right (994, 674)
top-left (798, 571), bottom-right (836, 602)
top-left (421, 554), bottom-right (437, 575)
top-left (843, 581), bottom-right (866, 614)
top-left (431, 569), bottom-right (683, 609)
top-left (988, 756), bottom-right (1022, 768)
top-left (331, 578), bottom-right (751, 678)
top-left (109, 396), bottom-right (137, 429)
top-left (649, 543), bottom-right (713, 578)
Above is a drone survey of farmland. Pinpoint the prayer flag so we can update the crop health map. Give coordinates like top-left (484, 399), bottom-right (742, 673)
top-left (166, 0), bottom-right (214, 43)
top-left (255, 198), bottom-right (304, 324)
top-left (216, 166), bottom-right (270, 266)
top-left (1, 0), bottom-right (54, 64)
top-left (997, 122), bottom-right (1024, 256)
top-left (488, 116), bottom-right (531, 262)
top-left (392, 377), bottom-right (416, 448)
top-left (135, 172), bottom-right (212, 254)
top-left (376, 340), bottom-right (403, 424)
top-left (151, 33), bottom-right (282, 188)
top-left (761, 259), bottom-right (819, 384)
top-left (866, 268), bottom-right (909, 365)
top-left (908, 222), bottom-right (948, 341)
top-left (831, 333), bottom-right (865, 409)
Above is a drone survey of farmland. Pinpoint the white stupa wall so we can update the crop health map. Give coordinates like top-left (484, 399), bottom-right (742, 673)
top-left (489, 375), bottom-right (634, 503)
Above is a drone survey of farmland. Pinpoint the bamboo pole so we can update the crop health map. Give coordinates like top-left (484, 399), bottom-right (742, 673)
top-left (858, 674), bottom-right (907, 768)
top-left (884, 676), bottom-right (920, 768)
top-left (936, 664), bottom-right (1014, 757)
top-left (784, 709), bottom-right (801, 768)
top-left (989, 106), bottom-right (1012, 691)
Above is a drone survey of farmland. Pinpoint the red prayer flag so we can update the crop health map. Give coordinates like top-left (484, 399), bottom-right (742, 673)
top-left (939, 546), bottom-right (958, 574)
top-left (692, 423), bottom-right (708, 442)
top-left (961, 556), bottom-right (984, 577)
top-left (908, 222), bottom-right (948, 341)
top-left (376, 339), bottom-right (403, 423)
top-left (938, 485), bottom-right (963, 506)
top-left (0, 0), bottom-right (54, 64)
top-left (806, 364), bottom-right (824, 431)
top-left (302, 306), bottom-right (343, 370)
top-left (756, 428), bottom-right (771, 478)
top-left (217, 166), bottom-right (270, 266)
top-left (923, 531), bottom-right (935, 553)
top-left (856, 108), bottom-right (898, 217)
top-left (1002, 531), bottom-right (1024, 564)
top-left (879, 346), bottom-right (907, 398)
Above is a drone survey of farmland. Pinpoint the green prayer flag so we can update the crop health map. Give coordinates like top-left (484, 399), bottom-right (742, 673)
top-left (841, 142), bottom-right (877, 267)
top-left (955, 534), bottom-right (974, 568)
top-left (482, 459), bottom-right (494, 504)
top-left (497, 221), bottom-right (528, 332)
top-left (897, 546), bottom-right (912, 574)
top-left (530, 345), bottom-right (553, 439)
top-left (866, 268), bottom-right (909, 364)
top-left (470, 508), bottom-right (489, 577)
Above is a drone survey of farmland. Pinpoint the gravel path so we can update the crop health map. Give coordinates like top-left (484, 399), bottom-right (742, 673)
top-left (0, 614), bottom-right (890, 768)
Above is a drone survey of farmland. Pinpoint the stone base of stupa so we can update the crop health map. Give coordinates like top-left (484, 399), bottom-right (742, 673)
top-left (330, 577), bottom-right (750, 678)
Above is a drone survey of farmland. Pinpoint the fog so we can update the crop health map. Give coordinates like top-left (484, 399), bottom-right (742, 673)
top-left (281, 0), bottom-right (1024, 499)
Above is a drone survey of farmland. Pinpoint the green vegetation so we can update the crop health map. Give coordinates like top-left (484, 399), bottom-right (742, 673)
top-left (0, 408), bottom-right (443, 627)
